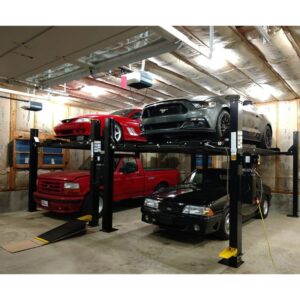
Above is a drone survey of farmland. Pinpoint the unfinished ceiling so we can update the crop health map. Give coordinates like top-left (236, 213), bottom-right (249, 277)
top-left (1, 26), bottom-right (300, 111)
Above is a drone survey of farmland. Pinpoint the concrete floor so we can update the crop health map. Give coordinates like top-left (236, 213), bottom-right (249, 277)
top-left (0, 203), bottom-right (299, 274)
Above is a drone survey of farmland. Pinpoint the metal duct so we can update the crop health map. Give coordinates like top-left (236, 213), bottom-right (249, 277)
top-left (244, 26), bottom-right (300, 97)
top-left (179, 26), bottom-right (296, 101)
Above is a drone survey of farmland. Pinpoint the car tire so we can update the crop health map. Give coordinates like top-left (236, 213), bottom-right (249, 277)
top-left (81, 192), bottom-right (104, 217)
top-left (114, 123), bottom-right (123, 143)
top-left (216, 110), bottom-right (230, 140)
top-left (255, 197), bottom-right (269, 219)
top-left (154, 182), bottom-right (168, 192)
top-left (216, 209), bottom-right (230, 240)
top-left (259, 125), bottom-right (272, 149)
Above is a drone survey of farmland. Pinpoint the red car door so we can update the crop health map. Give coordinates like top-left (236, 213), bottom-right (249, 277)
top-left (116, 157), bottom-right (145, 199)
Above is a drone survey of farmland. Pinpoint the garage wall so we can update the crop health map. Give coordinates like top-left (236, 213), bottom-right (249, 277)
top-left (0, 92), bottom-right (101, 193)
top-left (0, 92), bottom-right (10, 190)
top-left (255, 100), bottom-right (300, 193)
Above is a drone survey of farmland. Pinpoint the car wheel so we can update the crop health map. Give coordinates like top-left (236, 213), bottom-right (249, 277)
top-left (216, 110), bottom-right (230, 139)
top-left (260, 125), bottom-right (272, 149)
top-left (255, 197), bottom-right (269, 219)
top-left (114, 123), bottom-right (123, 142)
top-left (216, 209), bottom-right (230, 240)
top-left (154, 182), bottom-right (168, 192)
top-left (81, 193), bottom-right (104, 217)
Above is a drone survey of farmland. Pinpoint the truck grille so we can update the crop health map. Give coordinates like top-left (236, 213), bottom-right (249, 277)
top-left (159, 202), bottom-right (183, 214)
top-left (143, 103), bottom-right (187, 118)
top-left (39, 179), bottom-right (63, 194)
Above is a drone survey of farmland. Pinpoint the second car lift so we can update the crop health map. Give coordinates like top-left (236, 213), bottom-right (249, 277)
top-left (27, 99), bottom-right (299, 268)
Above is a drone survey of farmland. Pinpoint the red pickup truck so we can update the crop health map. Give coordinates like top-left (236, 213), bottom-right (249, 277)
top-left (34, 155), bottom-right (180, 215)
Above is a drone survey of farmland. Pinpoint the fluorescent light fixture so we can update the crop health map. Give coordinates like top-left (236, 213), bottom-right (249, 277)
top-left (81, 85), bottom-right (107, 97)
top-left (246, 85), bottom-right (271, 101)
top-left (193, 53), bottom-right (227, 71)
top-left (260, 84), bottom-right (283, 99)
top-left (160, 26), bottom-right (205, 55)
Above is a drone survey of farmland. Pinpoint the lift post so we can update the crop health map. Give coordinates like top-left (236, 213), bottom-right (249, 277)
top-left (219, 99), bottom-right (244, 268)
top-left (102, 118), bottom-right (117, 232)
top-left (89, 120), bottom-right (102, 227)
top-left (28, 128), bottom-right (39, 212)
top-left (288, 131), bottom-right (299, 218)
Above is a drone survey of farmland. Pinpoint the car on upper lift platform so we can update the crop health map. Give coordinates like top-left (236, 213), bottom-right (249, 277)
top-left (141, 168), bottom-right (272, 240)
top-left (54, 108), bottom-right (146, 143)
top-left (141, 95), bottom-right (273, 149)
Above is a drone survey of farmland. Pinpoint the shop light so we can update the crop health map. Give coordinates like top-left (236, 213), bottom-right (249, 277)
top-left (81, 85), bottom-right (107, 97)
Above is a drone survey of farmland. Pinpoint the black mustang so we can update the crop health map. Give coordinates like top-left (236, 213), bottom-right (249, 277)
top-left (141, 169), bottom-right (272, 240)
top-left (141, 95), bottom-right (273, 149)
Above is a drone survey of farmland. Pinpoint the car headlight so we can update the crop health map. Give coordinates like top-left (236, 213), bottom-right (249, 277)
top-left (144, 198), bottom-right (160, 209)
top-left (75, 118), bottom-right (91, 123)
top-left (64, 182), bottom-right (80, 189)
top-left (192, 101), bottom-right (216, 109)
top-left (182, 205), bottom-right (214, 216)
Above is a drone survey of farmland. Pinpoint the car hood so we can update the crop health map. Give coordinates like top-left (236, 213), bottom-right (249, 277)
top-left (150, 184), bottom-right (222, 206)
top-left (60, 114), bottom-right (139, 124)
top-left (38, 171), bottom-right (89, 181)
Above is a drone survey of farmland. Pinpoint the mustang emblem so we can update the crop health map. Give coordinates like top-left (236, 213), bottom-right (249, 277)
top-left (159, 108), bottom-right (168, 114)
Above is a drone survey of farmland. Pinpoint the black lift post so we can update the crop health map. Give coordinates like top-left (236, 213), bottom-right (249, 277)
top-left (190, 154), bottom-right (196, 171)
top-left (28, 128), bottom-right (39, 212)
top-left (89, 120), bottom-right (102, 227)
top-left (219, 98), bottom-right (244, 268)
top-left (288, 131), bottom-right (299, 218)
top-left (102, 118), bottom-right (117, 232)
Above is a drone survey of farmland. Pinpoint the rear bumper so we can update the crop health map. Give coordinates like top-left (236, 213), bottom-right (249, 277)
top-left (141, 208), bottom-right (222, 234)
top-left (34, 192), bottom-right (84, 213)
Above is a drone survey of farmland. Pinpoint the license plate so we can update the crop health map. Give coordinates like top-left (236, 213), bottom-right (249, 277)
top-left (41, 200), bottom-right (48, 207)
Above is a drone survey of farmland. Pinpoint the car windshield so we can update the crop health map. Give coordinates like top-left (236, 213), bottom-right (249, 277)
top-left (110, 109), bottom-right (133, 117)
top-left (183, 170), bottom-right (226, 186)
top-left (79, 157), bottom-right (120, 170)
top-left (183, 171), bottom-right (204, 185)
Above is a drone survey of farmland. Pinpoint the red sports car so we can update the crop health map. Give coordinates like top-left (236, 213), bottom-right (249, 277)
top-left (54, 108), bottom-right (146, 143)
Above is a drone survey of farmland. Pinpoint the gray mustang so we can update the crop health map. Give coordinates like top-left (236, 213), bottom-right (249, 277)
top-left (141, 95), bottom-right (272, 149)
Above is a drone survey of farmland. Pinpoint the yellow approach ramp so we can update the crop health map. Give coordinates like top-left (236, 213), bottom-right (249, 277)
top-left (1, 215), bottom-right (92, 253)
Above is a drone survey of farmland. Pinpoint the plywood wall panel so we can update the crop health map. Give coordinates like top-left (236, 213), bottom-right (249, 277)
top-left (15, 96), bottom-right (34, 132)
top-left (67, 149), bottom-right (85, 170)
top-left (0, 92), bottom-right (10, 170)
top-left (15, 170), bottom-right (29, 188)
top-left (35, 100), bottom-right (54, 133)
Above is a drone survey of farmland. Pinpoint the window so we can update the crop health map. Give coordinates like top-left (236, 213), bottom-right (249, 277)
top-left (119, 157), bottom-right (138, 173)
top-left (130, 111), bottom-right (142, 120)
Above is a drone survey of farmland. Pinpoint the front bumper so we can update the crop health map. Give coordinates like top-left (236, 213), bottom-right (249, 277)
top-left (54, 122), bottom-right (92, 138)
top-left (34, 192), bottom-right (84, 213)
top-left (141, 208), bottom-right (223, 234)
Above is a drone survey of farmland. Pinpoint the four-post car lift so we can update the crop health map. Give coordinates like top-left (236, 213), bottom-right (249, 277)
top-left (27, 99), bottom-right (299, 268)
